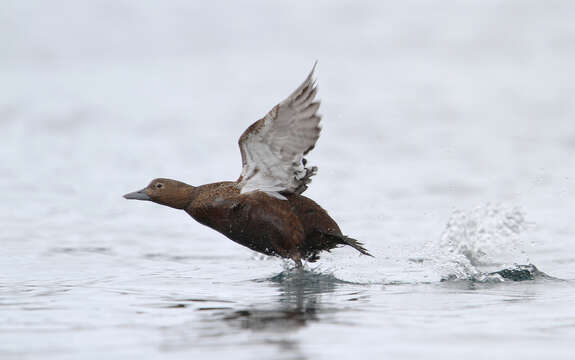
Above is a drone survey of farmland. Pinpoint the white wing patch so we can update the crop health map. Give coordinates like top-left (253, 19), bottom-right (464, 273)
top-left (237, 64), bottom-right (321, 200)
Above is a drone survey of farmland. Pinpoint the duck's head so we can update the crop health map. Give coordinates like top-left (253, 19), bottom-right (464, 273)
top-left (124, 178), bottom-right (194, 209)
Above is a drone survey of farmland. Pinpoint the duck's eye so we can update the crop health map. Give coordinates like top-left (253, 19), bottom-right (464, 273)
top-left (155, 183), bottom-right (164, 189)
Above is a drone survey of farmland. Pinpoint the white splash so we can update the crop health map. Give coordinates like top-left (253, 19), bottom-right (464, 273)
top-left (430, 204), bottom-right (528, 280)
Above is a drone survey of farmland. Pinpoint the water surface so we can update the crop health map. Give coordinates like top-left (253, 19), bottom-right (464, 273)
top-left (2, 1), bottom-right (575, 359)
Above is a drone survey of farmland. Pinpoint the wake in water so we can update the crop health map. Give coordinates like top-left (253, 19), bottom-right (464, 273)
top-left (428, 204), bottom-right (556, 283)
top-left (441, 264), bottom-right (557, 283)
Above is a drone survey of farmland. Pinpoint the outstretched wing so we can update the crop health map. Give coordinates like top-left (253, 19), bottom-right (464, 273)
top-left (237, 64), bottom-right (321, 200)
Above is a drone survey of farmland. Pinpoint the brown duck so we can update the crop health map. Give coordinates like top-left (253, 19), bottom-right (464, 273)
top-left (124, 64), bottom-right (372, 267)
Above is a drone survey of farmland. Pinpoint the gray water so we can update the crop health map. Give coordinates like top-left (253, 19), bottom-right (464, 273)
top-left (2, 1), bottom-right (575, 359)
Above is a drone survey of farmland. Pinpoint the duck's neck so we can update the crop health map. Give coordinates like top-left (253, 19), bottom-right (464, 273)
top-left (159, 184), bottom-right (198, 210)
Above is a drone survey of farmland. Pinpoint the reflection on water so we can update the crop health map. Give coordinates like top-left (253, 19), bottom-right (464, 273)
top-left (220, 270), bottom-right (354, 359)
top-left (157, 269), bottom-right (360, 358)
top-left (222, 270), bottom-right (348, 331)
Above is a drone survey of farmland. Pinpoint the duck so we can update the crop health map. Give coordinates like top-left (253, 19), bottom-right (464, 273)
top-left (124, 64), bottom-right (372, 267)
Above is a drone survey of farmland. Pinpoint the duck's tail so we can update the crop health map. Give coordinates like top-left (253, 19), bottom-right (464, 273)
top-left (325, 233), bottom-right (373, 257)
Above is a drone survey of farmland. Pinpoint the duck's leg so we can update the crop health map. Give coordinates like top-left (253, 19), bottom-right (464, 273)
top-left (294, 259), bottom-right (303, 269)
top-left (290, 253), bottom-right (303, 269)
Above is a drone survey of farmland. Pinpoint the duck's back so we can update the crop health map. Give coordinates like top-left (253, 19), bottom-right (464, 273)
top-left (287, 194), bottom-right (342, 236)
